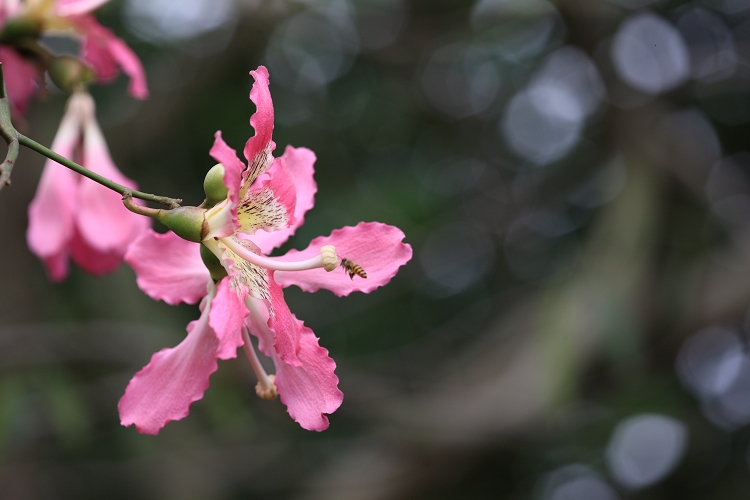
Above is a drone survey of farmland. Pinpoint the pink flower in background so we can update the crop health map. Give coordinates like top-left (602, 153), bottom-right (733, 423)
top-left (71, 13), bottom-right (149, 99)
top-left (0, 0), bottom-right (148, 114)
top-left (119, 66), bottom-right (412, 435)
top-left (26, 92), bottom-right (149, 281)
top-left (54, 0), bottom-right (149, 99)
top-left (54, 0), bottom-right (110, 16)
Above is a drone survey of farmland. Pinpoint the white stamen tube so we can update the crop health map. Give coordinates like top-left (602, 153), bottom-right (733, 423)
top-left (219, 237), bottom-right (337, 272)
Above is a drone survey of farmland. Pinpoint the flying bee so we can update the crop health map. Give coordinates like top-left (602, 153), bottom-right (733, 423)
top-left (340, 258), bottom-right (367, 280)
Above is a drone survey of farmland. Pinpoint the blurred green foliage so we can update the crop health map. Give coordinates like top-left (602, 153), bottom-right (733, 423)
top-left (2, 0), bottom-right (750, 498)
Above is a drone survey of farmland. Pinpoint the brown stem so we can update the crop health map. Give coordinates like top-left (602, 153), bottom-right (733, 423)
top-left (122, 191), bottom-right (162, 217)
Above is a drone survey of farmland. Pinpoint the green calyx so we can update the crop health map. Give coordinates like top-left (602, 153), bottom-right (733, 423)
top-left (48, 57), bottom-right (94, 94)
top-left (0, 16), bottom-right (42, 44)
top-left (200, 244), bottom-right (228, 282)
top-left (156, 206), bottom-right (207, 243)
top-left (203, 164), bottom-right (229, 208)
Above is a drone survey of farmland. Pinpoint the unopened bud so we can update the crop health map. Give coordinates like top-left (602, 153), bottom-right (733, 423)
top-left (156, 206), bottom-right (207, 243)
top-left (203, 164), bottom-right (229, 208)
top-left (48, 56), bottom-right (94, 93)
top-left (200, 244), bottom-right (228, 282)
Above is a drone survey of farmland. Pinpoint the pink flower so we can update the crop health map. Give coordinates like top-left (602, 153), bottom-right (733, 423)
top-left (0, 0), bottom-right (148, 112)
top-left (26, 92), bottom-right (149, 281)
top-left (55, 0), bottom-right (148, 100)
top-left (119, 66), bottom-right (412, 435)
top-left (54, 0), bottom-right (148, 98)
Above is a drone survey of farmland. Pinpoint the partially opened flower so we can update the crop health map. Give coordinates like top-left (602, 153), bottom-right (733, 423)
top-left (26, 91), bottom-right (149, 281)
top-left (119, 66), bottom-right (412, 435)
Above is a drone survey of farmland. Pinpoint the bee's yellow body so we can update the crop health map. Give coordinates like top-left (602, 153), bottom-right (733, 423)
top-left (340, 258), bottom-right (367, 280)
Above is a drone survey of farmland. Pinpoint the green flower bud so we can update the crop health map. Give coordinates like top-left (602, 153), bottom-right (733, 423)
top-left (0, 16), bottom-right (42, 44)
top-left (156, 206), bottom-right (207, 243)
top-left (203, 164), bottom-right (229, 208)
top-left (200, 244), bottom-right (228, 282)
top-left (48, 57), bottom-right (94, 94)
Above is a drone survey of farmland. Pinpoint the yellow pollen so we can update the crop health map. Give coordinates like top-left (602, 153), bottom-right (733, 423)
top-left (255, 374), bottom-right (278, 400)
top-left (320, 245), bottom-right (338, 272)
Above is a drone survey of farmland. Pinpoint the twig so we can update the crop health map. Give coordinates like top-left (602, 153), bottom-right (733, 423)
top-left (18, 134), bottom-right (182, 208)
top-left (0, 63), bottom-right (19, 190)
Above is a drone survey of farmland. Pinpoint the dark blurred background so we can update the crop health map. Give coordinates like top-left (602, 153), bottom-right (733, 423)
top-left (2, 0), bottom-right (750, 498)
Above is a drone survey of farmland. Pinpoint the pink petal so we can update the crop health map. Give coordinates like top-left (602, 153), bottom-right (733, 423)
top-left (26, 98), bottom-right (85, 281)
top-left (267, 270), bottom-right (300, 366)
top-left (106, 35), bottom-right (149, 99)
top-left (77, 94), bottom-right (149, 254)
top-left (243, 66), bottom-right (275, 181)
top-left (77, 15), bottom-right (149, 99)
top-left (246, 276), bottom-right (343, 431)
top-left (118, 299), bottom-right (220, 435)
top-left (56, 0), bottom-right (110, 16)
top-left (42, 252), bottom-right (70, 283)
top-left (274, 222), bottom-right (413, 296)
top-left (69, 226), bottom-right (124, 276)
top-left (0, 1), bottom-right (21, 23)
top-left (75, 16), bottom-right (117, 77)
top-left (0, 47), bottom-right (39, 116)
top-left (26, 162), bottom-right (78, 281)
top-left (125, 230), bottom-right (210, 305)
top-left (209, 131), bottom-right (244, 232)
top-left (208, 277), bottom-right (248, 360)
top-left (252, 146), bottom-right (317, 254)
top-left (273, 322), bottom-right (343, 431)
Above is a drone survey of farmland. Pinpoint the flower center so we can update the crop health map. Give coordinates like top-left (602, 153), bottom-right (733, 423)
top-left (203, 199), bottom-right (233, 240)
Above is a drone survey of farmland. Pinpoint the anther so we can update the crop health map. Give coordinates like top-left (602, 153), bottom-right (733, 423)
top-left (320, 245), bottom-right (337, 272)
top-left (255, 374), bottom-right (278, 400)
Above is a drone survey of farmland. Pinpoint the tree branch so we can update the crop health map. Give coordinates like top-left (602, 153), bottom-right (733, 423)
top-left (17, 134), bottom-right (182, 208)
top-left (0, 63), bottom-right (19, 190)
